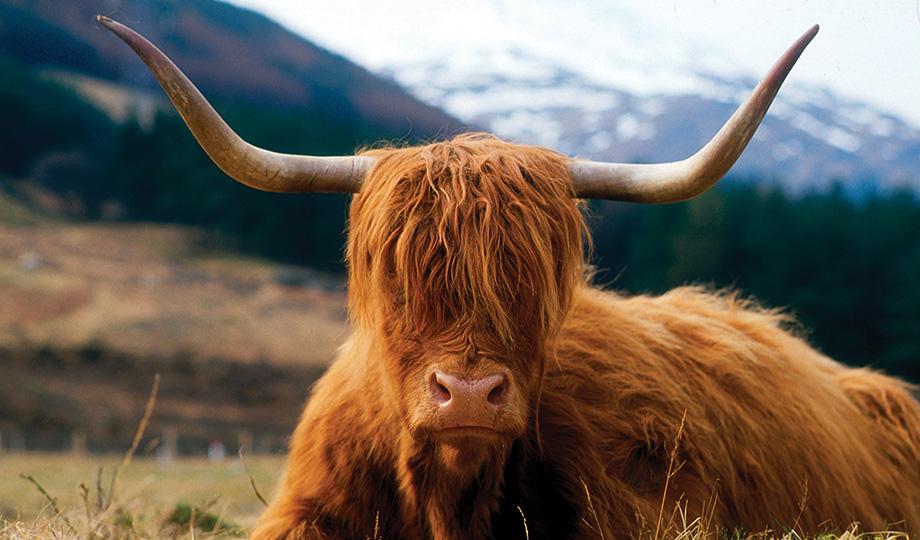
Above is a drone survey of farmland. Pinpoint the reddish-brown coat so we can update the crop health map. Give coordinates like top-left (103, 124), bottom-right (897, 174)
top-left (252, 134), bottom-right (920, 539)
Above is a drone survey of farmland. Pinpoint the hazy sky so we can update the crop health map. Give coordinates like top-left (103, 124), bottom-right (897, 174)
top-left (224, 0), bottom-right (920, 126)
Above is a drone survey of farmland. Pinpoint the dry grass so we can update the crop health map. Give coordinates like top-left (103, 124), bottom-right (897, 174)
top-left (0, 453), bottom-right (284, 539)
top-left (626, 410), bottom-right (911, 540)
top-left (630, 496), bottom-right (911, 540)
top-left (2, 474), bottom-right (909, 540)
top-left (42, 69), bottom-right (163, 125)
top-left (1, 402), bottom-right (910, 539)
top-left (3, 443), bottom-right (909, 540)
top-left (0, 193), bottom-right (40, 226)
top-left (0, 222), bottom-right (348, 367)
top-left (0, 376), bottom-right (282, 539)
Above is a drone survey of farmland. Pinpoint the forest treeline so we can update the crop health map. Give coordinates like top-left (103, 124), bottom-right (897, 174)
top-left (2, 56), bottom-right (919, 380)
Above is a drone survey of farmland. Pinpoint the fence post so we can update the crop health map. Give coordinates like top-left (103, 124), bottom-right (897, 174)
top-left (238, 429), bottom-right (253, 456)
top-left (157, 425), bottom-right (178, 465)
top-left (9, 430), bottom-right (25, 453)
top-left (70, 430), bottom-right (87, 456)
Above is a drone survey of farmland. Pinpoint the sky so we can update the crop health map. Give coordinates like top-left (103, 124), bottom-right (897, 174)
top-left (224, 0), bottom-right (920, 126)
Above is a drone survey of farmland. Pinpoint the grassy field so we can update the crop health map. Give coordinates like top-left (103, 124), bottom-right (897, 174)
top-left (0, 453), bottom-right (284, 538)
top-left (0, 453), bottom-right (910, 539)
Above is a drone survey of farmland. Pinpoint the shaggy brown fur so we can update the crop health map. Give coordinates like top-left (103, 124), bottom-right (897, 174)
top-left (251, 133), bottom-right (920, 539)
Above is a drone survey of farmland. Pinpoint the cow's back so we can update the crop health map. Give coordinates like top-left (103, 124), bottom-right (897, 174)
top-left (538, 285), bottom-right (920, 536)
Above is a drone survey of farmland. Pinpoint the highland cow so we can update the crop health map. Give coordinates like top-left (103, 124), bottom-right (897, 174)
top-left (99, 17), bottom-right (920, 538)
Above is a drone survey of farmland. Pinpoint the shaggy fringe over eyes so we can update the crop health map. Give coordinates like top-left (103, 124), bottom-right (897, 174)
top-left (347, 133), bottom-right (588, 347)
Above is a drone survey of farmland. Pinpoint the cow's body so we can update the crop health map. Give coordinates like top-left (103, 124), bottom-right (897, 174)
top-left (542, 286), bottom-right (920, 534)
top-left (250, 137), bottom-right (920, 540)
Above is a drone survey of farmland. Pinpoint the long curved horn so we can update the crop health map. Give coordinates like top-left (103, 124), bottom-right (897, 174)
top-left (570, 25), bottom-right (819, 203)
top-left (97, 16), bottom-right (373, 193)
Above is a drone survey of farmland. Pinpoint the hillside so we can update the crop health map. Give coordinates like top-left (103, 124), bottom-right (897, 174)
top-left (0, 222), bottom-right (347, 365)
top-left (0, 0), bottom-right (469, 273)
top-left (0, 0), bottom-right (463, 137)
top-left (383, 45), bottom-right (920, 196)
top-left (0, 218), bottom-right (347, 452)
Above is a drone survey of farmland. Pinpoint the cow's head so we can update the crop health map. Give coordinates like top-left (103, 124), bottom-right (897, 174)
top-left (98, 15), bottom-right (817, 473)
top-left (346, 135), bottom-right (584, 471)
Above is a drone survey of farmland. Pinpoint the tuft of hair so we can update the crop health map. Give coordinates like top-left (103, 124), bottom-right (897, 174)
top-left (347, 133), bottom-right (587, 349)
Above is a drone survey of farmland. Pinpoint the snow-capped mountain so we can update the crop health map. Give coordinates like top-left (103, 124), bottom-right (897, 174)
top-left (384, 47), bottom-right (919, 195)
top-left (226, 0), bottom-right (919, 194)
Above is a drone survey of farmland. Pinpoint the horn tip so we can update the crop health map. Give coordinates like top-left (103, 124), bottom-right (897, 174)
top-left (795, 24), bottom-right (819, 51)
top-left (97, 15), bottom-right (115, 28)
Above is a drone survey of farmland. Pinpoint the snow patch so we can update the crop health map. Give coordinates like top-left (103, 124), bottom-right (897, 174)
top-left (615, 114), bottom-right (640, 140)
top-left (488, 110), bottom-right (563, 148)
top-left (772, 140), bottom-right (803, 161)
top-left (587, 131), bottom-right (614, 153)
top-left (442, 85), bottom-right (618, 118)
top-left (825, 128), bottom-right (861, 153)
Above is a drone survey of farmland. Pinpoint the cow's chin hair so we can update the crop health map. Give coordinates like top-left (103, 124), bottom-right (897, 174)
top-left (432, 433), bottom-right (511, 477)
top-left (405, 422), bottom-right (516, 480)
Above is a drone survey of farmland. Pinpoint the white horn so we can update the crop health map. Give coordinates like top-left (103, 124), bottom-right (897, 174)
top-left (569, 25), bottom-right (819, 202)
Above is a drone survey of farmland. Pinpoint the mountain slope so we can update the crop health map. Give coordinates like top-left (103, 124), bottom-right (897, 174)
top-left (0, 0), bottom-right (463, 138)
top-left (383, 47), bottom-right (919, 194)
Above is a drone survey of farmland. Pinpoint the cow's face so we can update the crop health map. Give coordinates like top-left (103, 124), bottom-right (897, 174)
top-left (347, 134), bottom-right (585, 474)
top-left (382, 325), bottom-right (535, 474)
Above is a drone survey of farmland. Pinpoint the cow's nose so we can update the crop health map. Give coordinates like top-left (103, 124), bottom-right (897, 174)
top-left (431, 371), bottom-right (509, 429)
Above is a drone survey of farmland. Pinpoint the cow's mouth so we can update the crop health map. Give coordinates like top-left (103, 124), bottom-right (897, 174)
top-left (435, 426), bottom-right (500, 440)
top-left (432, 427), bottom-right (507, 474)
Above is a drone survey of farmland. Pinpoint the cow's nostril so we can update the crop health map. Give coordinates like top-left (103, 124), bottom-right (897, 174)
top-left (432, 371), bottom-right (511, 429)
top-left (487, 378), bottom-right (507, 406)
top-left (431, 372), bottom-right (452, 404)
top-left (434, 371), bottom-right (508, 407)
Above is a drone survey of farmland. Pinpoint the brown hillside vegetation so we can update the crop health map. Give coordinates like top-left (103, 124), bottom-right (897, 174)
top-left (0, 222), bottom-right (347, 365)
top-left (0, 218), bottom-right (347, 451)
